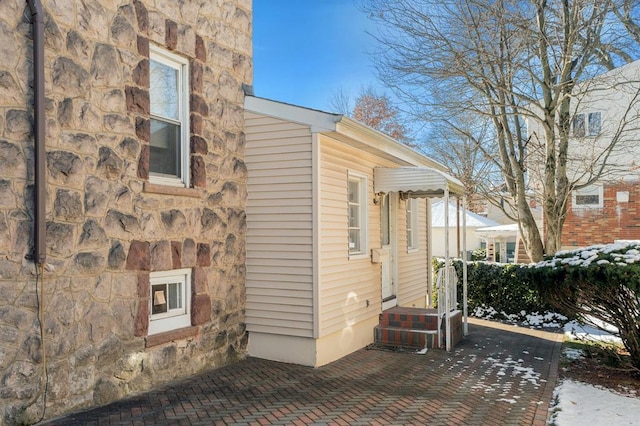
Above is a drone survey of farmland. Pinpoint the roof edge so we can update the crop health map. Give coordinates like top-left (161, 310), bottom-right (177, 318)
top-left (245, 95), bottom-right (342, 132)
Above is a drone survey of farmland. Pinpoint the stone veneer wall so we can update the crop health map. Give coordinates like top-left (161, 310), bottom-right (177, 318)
top-left (0, 1), bottom-right (251, 423)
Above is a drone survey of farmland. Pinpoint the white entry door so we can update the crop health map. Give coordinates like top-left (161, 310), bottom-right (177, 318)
top-left (381, 193), bottom-right (397, 310)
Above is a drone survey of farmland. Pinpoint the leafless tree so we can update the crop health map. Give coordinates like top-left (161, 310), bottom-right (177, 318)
top-left (422, 116), bottom-right (501, 213)
top-left (330, 86), bottom-right (412, 143)
top-left (361, 0), bottom-right (640, 261)
top-left (328, 86), bottom-right (353, 115)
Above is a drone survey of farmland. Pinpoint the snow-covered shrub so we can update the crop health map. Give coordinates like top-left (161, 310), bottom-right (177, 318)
top-left (433, 258), bottom-right (558, 322)
top-left (530, 241), bottom-right (640, 370)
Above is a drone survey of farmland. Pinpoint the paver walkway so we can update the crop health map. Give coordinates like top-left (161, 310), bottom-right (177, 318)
top-left (43, 318), bottom-right (563, 425)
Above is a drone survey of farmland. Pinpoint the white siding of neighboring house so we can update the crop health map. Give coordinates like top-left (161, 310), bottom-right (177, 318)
top-left (244, 112), bottom-right (315, 337)
top-left (527, 60), bottom-right (640, 183)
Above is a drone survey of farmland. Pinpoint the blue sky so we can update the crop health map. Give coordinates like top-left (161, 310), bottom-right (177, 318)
top-left (252, 1), bottom-right (383, 112)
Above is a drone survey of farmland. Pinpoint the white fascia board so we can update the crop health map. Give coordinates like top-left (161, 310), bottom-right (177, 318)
top-left (245, 95), bottom-right (342, 132)
top-left (335, 117), bottom-right (449, 171)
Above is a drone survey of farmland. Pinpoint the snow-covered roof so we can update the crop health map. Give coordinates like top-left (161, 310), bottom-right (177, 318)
top-left (431, 200), bottom-right (500, 228)
top-left (476, 223), bottom-right (519, 233)
top-left (475, 223), bottom-right (520, 239)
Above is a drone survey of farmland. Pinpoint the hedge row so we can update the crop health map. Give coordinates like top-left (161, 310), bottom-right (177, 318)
top-left (434, 259), bottom-right (559, 323)
top-left (435, 241), bottom-right (640, 369)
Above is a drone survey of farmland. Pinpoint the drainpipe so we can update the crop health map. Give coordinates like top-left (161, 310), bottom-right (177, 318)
top-left (26, 0), bottom-right (46, 264)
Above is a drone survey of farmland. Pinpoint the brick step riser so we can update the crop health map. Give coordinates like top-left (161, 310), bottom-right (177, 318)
top-left (378, 314), bottom-right (441, 331)
top-left (374, 326), bottom-right (442, 349)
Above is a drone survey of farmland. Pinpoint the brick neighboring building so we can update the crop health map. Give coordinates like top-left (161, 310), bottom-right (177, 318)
top-left (562, 181), bottom-right (640, 248)
top-left (0, 1), bottom-right (251, 423)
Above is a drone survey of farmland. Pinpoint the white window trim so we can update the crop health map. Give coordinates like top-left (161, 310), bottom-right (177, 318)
top-left (148, 268), bottom-right (192, 335)
top-left (348, 171), bottom-right (368, 259)
top-left (587, 112), bottom-right (601, 136)
top-left (406, 198), bottom-right (419, 253)
top-left (572, 112), bottom-right (602, 138)
top-left (149, 45), bottom-right (190, 188)
top-left (572, 184), bottom-right (604, 209)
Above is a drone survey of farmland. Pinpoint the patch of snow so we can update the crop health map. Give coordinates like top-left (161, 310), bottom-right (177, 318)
top-left (550, 380), bottom-right (640, 425)
top-left (536, 241), bottom-right (640, 269)
top-left (564, 318), bottom-right (622, 344)
top-left (563, 348), bottom-right (584, 361)
top-left (473, 305), bottom-right (567, 328)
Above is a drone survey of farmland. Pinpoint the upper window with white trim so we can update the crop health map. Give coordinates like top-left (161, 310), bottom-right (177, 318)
top-left (149, 46), bottom-right (190, 187)
top-left (348, 172), bottom-right (368, 256)
top-left (406, 198), bottom-right (418, 251)
top-left (573, 184), bottom-right (603, 209)
top-left (149, 268), bottom-right (192, 335)
top-left (572, 112), bottom-right (601, 137)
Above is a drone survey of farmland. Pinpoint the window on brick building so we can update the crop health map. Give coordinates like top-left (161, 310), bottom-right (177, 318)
top-left (573, 184), bottom-right (603, 209)
top-left (149, 45), bottom-right (190, 187)
top-left (149, 268), bottom-right (192, 335)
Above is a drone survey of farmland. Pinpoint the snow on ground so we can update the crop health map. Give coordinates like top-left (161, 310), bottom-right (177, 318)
top-left (564, 318), bottom-right (622, 344)
top-left (551, 380), bottom-right (640, 425)
top-left (551, 318), bottom-right (640, 425)
top-left (473, 308), bottom-right (640, 425)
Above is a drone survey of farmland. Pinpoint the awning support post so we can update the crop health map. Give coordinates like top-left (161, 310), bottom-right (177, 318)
top-left (462, 195), bottom-right (468, 336)
top-left (444, 188), bottom-right (451, 352)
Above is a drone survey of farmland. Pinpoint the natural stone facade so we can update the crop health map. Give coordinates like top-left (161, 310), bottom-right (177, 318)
top-left (0, 1), bottom-right (251, 424)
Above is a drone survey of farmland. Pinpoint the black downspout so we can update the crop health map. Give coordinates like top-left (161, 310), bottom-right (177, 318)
top-left (26, 0), bottom-right (46, 264)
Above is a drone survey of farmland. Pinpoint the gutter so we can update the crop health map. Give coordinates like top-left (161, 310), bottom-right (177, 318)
top-left (26, 0), bottom-right (46, 264)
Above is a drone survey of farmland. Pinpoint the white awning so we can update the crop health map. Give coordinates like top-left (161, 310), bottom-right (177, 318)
top-left (374, 167), bottom-right (464, 197)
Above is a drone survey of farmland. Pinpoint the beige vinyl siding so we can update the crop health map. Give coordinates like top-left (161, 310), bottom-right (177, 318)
top-left (319, 135), bottom-right (403, 336)
top-left (397, 198), bottom-right (429, 305)
top-left (245, 112), bottom-right (314, 337)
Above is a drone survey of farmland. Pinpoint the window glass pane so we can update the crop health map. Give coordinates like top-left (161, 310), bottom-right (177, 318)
top-left (150, 118), bottom-right (181, 176)
top-left (381, 194), bottom-right (390, 246)
top-left (348, 174), bottom-right (367, 254)
top-left (573, 114), bottom-right (585, 137)
top-left (150, 60), bottom-right (179, 120)
top-left (151, 284), bottom-right (168, 314)
top-left (406, 201), bottom-right (413, 247)
top-left (349, 229), bottom-right (361, 252)
top-left (506, 242), bottom-right (516, 262)
top-left (168, 282), bottom-right (182, 310)
top-left (575, 194), bottom-right (599, 205)
top-left (349, 205), bottom-right (360, 227)
top-left (348, 180), bottom-right (359, 203)
top-left (588, 112), bottom-right (601, 136)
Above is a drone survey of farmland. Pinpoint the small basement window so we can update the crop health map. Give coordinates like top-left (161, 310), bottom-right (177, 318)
top-left (573, 185), bottom-right (603, 209)
top-left (148, 268), bottom-right (192, 335)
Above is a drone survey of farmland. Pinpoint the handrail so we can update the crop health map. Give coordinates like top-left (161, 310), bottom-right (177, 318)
top-left (436, 265), bottom-right (458, 349)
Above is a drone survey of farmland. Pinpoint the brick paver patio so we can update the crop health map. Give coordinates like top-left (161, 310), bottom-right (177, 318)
top-left (43, 318), bottom-right (563, 425)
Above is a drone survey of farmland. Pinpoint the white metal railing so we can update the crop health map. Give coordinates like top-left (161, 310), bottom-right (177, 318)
top-left (436, 265), bottom-right (458, 349)
top-left (436, 265), bottom-right (458, 313)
